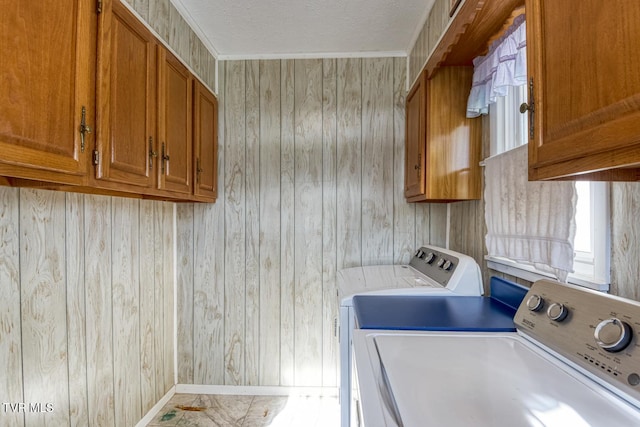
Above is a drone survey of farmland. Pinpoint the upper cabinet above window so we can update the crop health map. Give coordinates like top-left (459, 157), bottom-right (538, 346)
top-left (525, 0), bottom-right (640, 181)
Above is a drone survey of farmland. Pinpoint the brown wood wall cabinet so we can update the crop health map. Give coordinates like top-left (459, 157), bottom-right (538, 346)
top-left (0, 0), bottom-right (218, 202)
top-left (0, 0), bottom-right (96, 186)
top-left (192, 80), bottom-right (218, 202)
top-left (404, 71), bottom-right (427, 199)
top-left (157, 47), bottom-right (193, 196)
top-left (405, 67), bottom-right (481, 202)
top-left (95, 0), bottom-right (158, 191)
top-left (405, 0), bottom-right (526, 202)
top-left (525, 0), bottom-right (640, 181)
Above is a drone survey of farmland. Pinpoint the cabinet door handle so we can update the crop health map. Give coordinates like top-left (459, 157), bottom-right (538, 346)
top-left (79, 106), bottom-right (92, 153)
top-left (149, 137), bottom-right (157, 170)
top-left (519, 77), bottom-right (535, 140)
top-left (196, 158), bottom-right (203, 183)
top-left (161, 142), bottom-right (170, 173)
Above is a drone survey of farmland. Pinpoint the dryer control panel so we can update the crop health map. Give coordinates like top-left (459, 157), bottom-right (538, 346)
top-left (409, 247), bottom-right (459, 286)
top-left (408, 245), bottom-right (483, 296)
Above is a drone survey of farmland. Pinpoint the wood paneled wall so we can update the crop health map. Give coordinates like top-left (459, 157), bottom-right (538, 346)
top-left (408, 0), bottom-right (452, 86)
top-left (0, 188), bottom-right (174, 426)
top-left (176, 58), bottom-right (448, 388)
top-left (609, 183), bottom-right (640, 299)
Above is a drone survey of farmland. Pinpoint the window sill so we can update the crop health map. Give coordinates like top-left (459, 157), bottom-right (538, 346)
top-left (486, 256), bottom-right (610, 293)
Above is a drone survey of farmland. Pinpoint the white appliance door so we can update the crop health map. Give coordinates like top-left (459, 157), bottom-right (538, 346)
top-left (356, 331), bottom-right (640, 427)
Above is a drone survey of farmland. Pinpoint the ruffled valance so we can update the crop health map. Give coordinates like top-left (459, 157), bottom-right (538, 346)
top-left (467, 15), bottom-right (527, 118)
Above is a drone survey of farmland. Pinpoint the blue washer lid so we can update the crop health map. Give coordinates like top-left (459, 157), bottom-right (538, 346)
top-left (353, 295), bottom-right (518, 331)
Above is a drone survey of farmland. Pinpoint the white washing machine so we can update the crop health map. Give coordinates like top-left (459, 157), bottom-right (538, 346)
top-left (338, 245), bottom-right (484, 427)
top-left (353, 280), bottom-right (640, 426)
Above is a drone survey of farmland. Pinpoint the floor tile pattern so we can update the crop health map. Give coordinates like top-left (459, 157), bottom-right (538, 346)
top-left (146, 393), bottom-right (339, 427)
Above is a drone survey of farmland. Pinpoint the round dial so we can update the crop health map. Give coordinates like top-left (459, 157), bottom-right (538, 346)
top-left (526, 294), bottom-right (545, 312)
top-left (424, 252), bottom-right (436, 264)
top-left (594, 318), bottom-right (633, 353)
top-left (436, 258), bottom-right (445, 268)
top-left (442, 260), bottom-right (453, 271)
top-left (547, 303), bottom-right (569, 322)
top-left (415, 249), bottom-right (425, 259)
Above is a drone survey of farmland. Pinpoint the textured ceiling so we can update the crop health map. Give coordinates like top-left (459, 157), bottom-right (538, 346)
top-left (173, 0), bottom-right (436, 58)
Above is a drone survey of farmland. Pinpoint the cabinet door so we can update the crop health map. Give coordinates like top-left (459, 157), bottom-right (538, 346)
top-left (158, 47), bottom-right (192, 195)
top-left (95, 0), bottom-right (156, 189)
top-left (426, 67), bottom-right (481, 200)
top-left (527, 0), bottom-right (640, 180)
top-left (0, 0), bottom-right (94, 184)
top-left (404, 71), bottom-right (427, 199)
top-left (193, 80), bottom-right (218, 202)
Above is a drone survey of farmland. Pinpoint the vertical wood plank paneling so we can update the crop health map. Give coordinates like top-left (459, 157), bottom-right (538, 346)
top-left (168, 3), bottom-right (190, 63)
top-left (449, 202), bottom-right (463, 251)
top-left (224, 60), bottom-right (247, 385)
top-left (193, 202), bottom-right (225, 384)
top-left (280, 59), bottom-right (296, 386)
top-left (176, 204), bottom-right (194, 384)
top-left (139, 200), bottom-right (156, 412)
top-left (415, 204), bottom-right (429, 247)
top-left (20, 190), bottom-right (69, 426)
top-left (65, 193), bottom-right (89, 426)
top-left (429, 204), bottom-right (447, 247)
top-left (336, 58), bottom-right (362, 270)
top-left (162, 202), bottom-right (175, 392)
top-left (192, 59), bottom-right (226, 386)
top-left (259, 59), bottom-right (282, 386)
top-left (112, 198), bottom-right (142, 426)
top-left (152, 202), bottom-right (165, 401)
top-left (409, 0), bottom-right (451, 85)
top-left (392, 58), bottom-right (415, 264)
top-left (293, 58), bottom-right (324, 386)
top-left (321, 58), bottom-right (338, 387)
top-left (148, 0), bottom-right (170, 42)
top-left (127, 0), bottom-right (149, 22)
top-left (611, 183), bottom-right (640, 299)
top-left (362, 58), bottom-right (395, 265)
top-left (84, 195), bottom-right (115, 426)
top-left (245, 60), bottom-right (261, 386)
top-left (189, 32), bottom-right (202, 78)
top-left (0, 187), bottom-right (23, 427)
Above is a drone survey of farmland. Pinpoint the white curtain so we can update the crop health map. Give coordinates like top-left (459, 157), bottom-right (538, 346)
top-left (484, 145), bottom-right (577, 282)
top-left (467, 15), bottom-right (527, 118)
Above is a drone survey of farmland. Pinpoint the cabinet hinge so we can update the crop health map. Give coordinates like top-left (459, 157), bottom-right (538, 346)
top-left (97, 0), bottom-right (102, 14)
top-left (92, 150), bottom-right (100, 166)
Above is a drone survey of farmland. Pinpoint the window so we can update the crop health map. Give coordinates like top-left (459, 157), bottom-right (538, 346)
top-left (485, 87), bottom-right (610, 291)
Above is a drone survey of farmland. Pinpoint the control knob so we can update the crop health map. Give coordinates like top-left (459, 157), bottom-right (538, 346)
top-left (594, 318), bottom-right (633, 353)
top-left (547, 303), bottom-right (569, 322)
top-left (442, 260), bottom-right (453, 271)
top-left (415, 249), bottom-right (425, 259)
top-left (436, 258), bottom-right (446, 268)
top-left (526, 294), bottom-right (545, 312)
top-left (424, 252), bottom-right (436, 264)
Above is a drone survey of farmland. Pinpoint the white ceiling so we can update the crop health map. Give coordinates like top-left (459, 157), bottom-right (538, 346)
top-left (172, 0), bottom-right (436, 59)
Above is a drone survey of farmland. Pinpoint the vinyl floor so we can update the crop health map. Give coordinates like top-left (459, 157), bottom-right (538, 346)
top-left (145, 393), bottom-right (340, 427)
